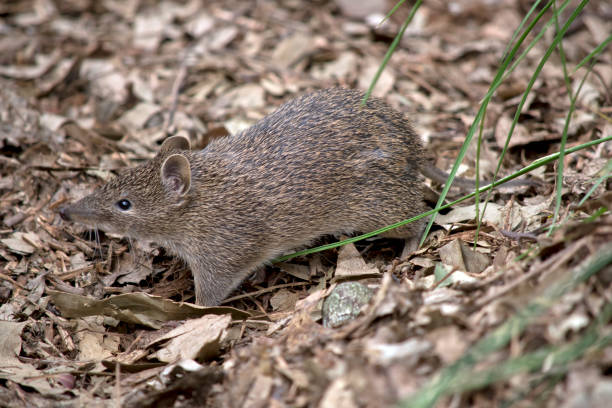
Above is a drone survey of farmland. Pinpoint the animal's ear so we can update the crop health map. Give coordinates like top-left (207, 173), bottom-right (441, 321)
top-left (161, 154), bottom-right (191, 195)
top-left (160, 134), bottom-right (191, 152)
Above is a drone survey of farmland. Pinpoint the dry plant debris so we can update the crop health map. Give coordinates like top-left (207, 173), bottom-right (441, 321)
top-left (0, 0), bottom-right (611, 407)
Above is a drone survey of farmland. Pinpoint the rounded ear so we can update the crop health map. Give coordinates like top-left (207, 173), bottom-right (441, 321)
top-left (160, 134), bottom-right (191, 152)
top-left (161, 154), bottom-right (191, 195)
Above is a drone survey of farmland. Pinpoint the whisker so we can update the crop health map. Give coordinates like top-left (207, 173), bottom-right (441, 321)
top-left (94, 227), bottom-right (103, 259)
top-left (128, 236), bottom-right (135, 264)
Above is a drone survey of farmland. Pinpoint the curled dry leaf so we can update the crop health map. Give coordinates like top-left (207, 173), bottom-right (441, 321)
top-left (334, 242), bottom-right (380, 279)
top-left (48, 290), bottom-right (249, 329)
top-left (151, 314), bottom-right (232, 362)
top-left (439, 239), bottom-right (490, 274)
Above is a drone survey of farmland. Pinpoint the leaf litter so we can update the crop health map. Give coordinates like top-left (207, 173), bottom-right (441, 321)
top-left (0, 0), bottom-right (611, 406)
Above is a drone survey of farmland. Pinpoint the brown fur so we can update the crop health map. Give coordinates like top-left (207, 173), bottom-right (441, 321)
top-left (60, 88), bottom-right (427, 305)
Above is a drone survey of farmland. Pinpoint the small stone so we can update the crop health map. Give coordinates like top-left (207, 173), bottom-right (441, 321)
top-left (322, 282), bottom-right (373, 328)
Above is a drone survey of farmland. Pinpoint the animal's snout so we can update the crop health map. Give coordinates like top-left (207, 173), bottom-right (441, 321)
top-left (58, 207), bottom-right (71, 221)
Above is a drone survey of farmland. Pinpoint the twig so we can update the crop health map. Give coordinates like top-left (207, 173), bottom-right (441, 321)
top-left (0, 272), bottom-right (26, 290)
top-left (499, 229), bottom-right (539, 242)
top-left (163, 60), bottom-right (188, 135)
top-left (114, 362), bottom-right (121, 408)
top-left (221, 281), bottom-right (311, 304)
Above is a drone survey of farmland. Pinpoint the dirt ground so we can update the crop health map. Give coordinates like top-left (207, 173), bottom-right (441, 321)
top-left (1, 0), bottom-right (611, 407)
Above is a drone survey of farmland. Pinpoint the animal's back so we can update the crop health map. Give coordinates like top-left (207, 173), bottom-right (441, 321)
top-left (199, 88), bottom-right (426, 244)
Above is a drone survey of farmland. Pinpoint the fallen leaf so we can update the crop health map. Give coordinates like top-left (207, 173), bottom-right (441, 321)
top-left (151, 314), bottom-right (232, 362)
top-left (439, 239), bottom-right (490, 274)
top-left (119, 102), bottom-right (163, 130)
top-left (363, 337), bottom-right (432, 366)
top-left (0, 321), bottom-right (63, 395)
top-left (48, 290), bottom-right (249, 329)
top-left (76, 317), bottom-right (119, 362)
top-left (334, 243), bottom-right (379, 278)
top-left (319, 378), bottom-right (358, 408)
top-left (271, 32), bottom-right (315, 68)
top-left (1, 232), bottom-right (36, 255)
top-left (427, 326), bottom-right (468, 364)
top-left (359, 59), bottom-right (395, 97)
top-left (270, 289), bottom-right (300, 312)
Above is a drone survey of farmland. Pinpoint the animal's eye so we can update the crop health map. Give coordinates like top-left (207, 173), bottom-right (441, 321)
top-left (115, 199), bottom-right (132, 211)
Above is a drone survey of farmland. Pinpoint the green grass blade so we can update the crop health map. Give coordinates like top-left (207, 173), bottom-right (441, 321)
top-left (362, 0), bottom-right (423, 105)
top-left (500, 0), bottom-right (573, 83)
top-left (549, 60), bottom-right (594, 235)
top-left (479, 0), bottom-right (590, 231)
top-left (272, 135), bottom-right (612, 263)
top-left (379, 0), bottom-right (407, 25)
top-left (578, 159), bottom-right (612, 206)
top-left (420, 1), bottom-right (556, 247)
top-left (573, 33), bottom-right (612, 73)
top-left (499, 0), bottom-right (545, 61)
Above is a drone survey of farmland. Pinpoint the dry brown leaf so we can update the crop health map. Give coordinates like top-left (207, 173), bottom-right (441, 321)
top-left (277, 262), bottom-right (311, 281)
top-left (271, 32), bottom-right (315, 69)
top-left (133, 11), bottom-right (167, 51)
top-left (494, 114), bottom-right (532, 148)
top-left (270, 289), bottom-right (300, 312)
top-left (216, 84), bottom-right (266, 110)
top-left (151, 314), bottom-right (232, 362)
top-left (120, 103), bottom-right (163, 130)
top-left (439, 239), bottom-right (490, 274)
top-left (0, 321), bottom-right (64, 395)
top-left (48, 290), bottom-right (249, 329)
top-left (319, 377), bottom-right (358, 408)
top-left (80, 59), bottom-right (129, 103)
top-left (185, 11), bottom-right (215, 38)
top-left (358, 59), bottom-right (395, 97)
top-left (76, 317), bottom-right (119, 362)
top-left (426, 326), bottom-right (469, 364)
top-left (335, 0), bottom-right (386, 19)
top-left (1, 231), bottom-right (42, 255)
top-left (312, 51), bottom-right (358, 81)
top-left (0, 50), bottom-right (61, 79)
top-left (334, 242), bottom-right (380, 278)
top-left (363, 337), bottom-right (432, 366)
top-left (242, 375), bottom-right (274, 408)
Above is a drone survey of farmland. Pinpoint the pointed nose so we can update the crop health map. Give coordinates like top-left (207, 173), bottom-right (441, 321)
top-left (59, 207), bottom-right (71, 221)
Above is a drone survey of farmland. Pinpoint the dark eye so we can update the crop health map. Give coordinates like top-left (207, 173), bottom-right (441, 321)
top-left (115, 199), bottom-right (132, 211)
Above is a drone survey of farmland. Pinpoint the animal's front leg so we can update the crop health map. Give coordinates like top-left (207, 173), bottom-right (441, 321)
top-left (189, 257), bottom-right (255, 306)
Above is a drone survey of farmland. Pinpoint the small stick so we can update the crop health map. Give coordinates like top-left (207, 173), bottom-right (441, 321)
top-left (221, 281), bottom-right (311, 304)
top-left (163, 60), bottom-right (188, 135)
top-left (499, 229), bottom-right (538, 242)
top-left (0, 272), bottom-right (26, 290)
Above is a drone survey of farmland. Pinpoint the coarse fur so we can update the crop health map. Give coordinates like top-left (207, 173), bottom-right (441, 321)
top-left (60, 88), bottom-right (427, 306)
